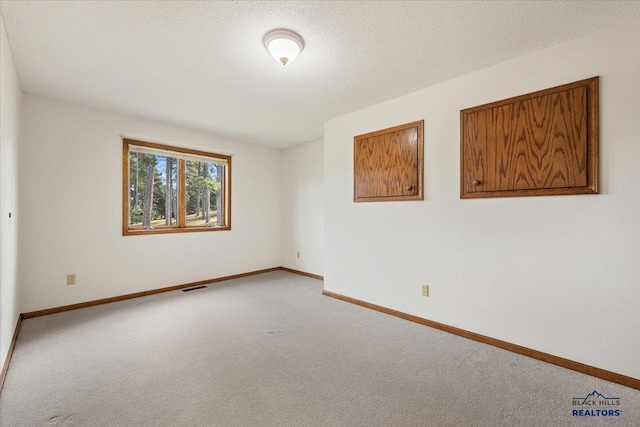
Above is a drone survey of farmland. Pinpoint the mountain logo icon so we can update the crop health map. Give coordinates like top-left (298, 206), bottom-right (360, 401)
top-left (573, 390), bottom-right (620, 405)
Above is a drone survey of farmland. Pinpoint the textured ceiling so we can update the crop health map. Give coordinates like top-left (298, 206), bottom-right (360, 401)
top-left (2, 1), bottom-right (639, 148)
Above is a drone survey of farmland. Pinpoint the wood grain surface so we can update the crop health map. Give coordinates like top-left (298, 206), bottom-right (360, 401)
top-left (461, 77), bottom-right (598, 198)
top-left (354, 121), bottom-right (424, 202)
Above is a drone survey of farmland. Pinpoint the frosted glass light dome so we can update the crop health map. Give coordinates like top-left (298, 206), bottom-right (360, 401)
top-left (263, 29), bottom-right (304, 66)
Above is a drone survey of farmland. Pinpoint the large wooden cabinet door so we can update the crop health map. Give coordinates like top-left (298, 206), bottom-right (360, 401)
top-left (461, 77), bottom-right (598, 198)
top-left (354, 121), bottom-right (424, 202)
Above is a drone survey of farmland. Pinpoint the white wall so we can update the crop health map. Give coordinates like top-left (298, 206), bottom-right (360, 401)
top-left (281, 139), bottom-right (324, 276)
top-left (0, 15), bottom-right (22, 369)
top-left (19, 94), bottom-right (282, 312)
top-left (324, 20), bottom-right (640, 379)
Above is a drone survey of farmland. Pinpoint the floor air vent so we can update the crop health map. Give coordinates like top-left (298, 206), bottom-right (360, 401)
top-left (182, 286), bottom-right (207, 292)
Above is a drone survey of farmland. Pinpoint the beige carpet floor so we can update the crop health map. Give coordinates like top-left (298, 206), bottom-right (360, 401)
top-left (1, 271), bottom-right (638, 426)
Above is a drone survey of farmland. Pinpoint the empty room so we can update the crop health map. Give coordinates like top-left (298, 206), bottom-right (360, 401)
top-left (1, 1), bottom-right (639, 426)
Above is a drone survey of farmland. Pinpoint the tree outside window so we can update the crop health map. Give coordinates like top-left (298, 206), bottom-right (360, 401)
top-left (123, 139), bottom-right (231, 235)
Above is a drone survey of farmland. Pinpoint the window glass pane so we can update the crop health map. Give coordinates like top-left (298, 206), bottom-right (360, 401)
top-left (185, 160), bottom-right (224, 227)
top-left (129, 153), bottom-right (179, 228)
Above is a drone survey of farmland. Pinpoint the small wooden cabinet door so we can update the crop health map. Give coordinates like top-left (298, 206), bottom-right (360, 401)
top-left (354, 121), bottom-right (424, 202)
top-left (461, 77), bottom-right (598, 198)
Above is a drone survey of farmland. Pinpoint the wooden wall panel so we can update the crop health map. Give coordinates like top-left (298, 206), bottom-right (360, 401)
top-left (461, 77), bottom-right (598, 198)
top-left (354, 121), bottom-right (424, 202)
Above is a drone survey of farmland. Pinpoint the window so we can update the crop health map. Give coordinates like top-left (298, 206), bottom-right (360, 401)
top-left (123, 139), bottom-right (231, 235)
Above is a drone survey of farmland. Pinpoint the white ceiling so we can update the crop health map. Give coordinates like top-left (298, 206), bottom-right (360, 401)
top-left (2, 1), bottom-right (639, 149)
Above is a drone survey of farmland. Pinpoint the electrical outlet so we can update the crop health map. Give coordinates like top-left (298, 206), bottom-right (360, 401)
top-left (67, 274), bottom-right (76, 285)
top-left (421, 285), bottom-right (429, 297)
top-left (296, 251), bottom-right (300, 259)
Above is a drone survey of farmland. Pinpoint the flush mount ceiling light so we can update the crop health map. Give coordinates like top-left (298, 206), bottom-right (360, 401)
top-left (263, 29), bottom-right (304, 66)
